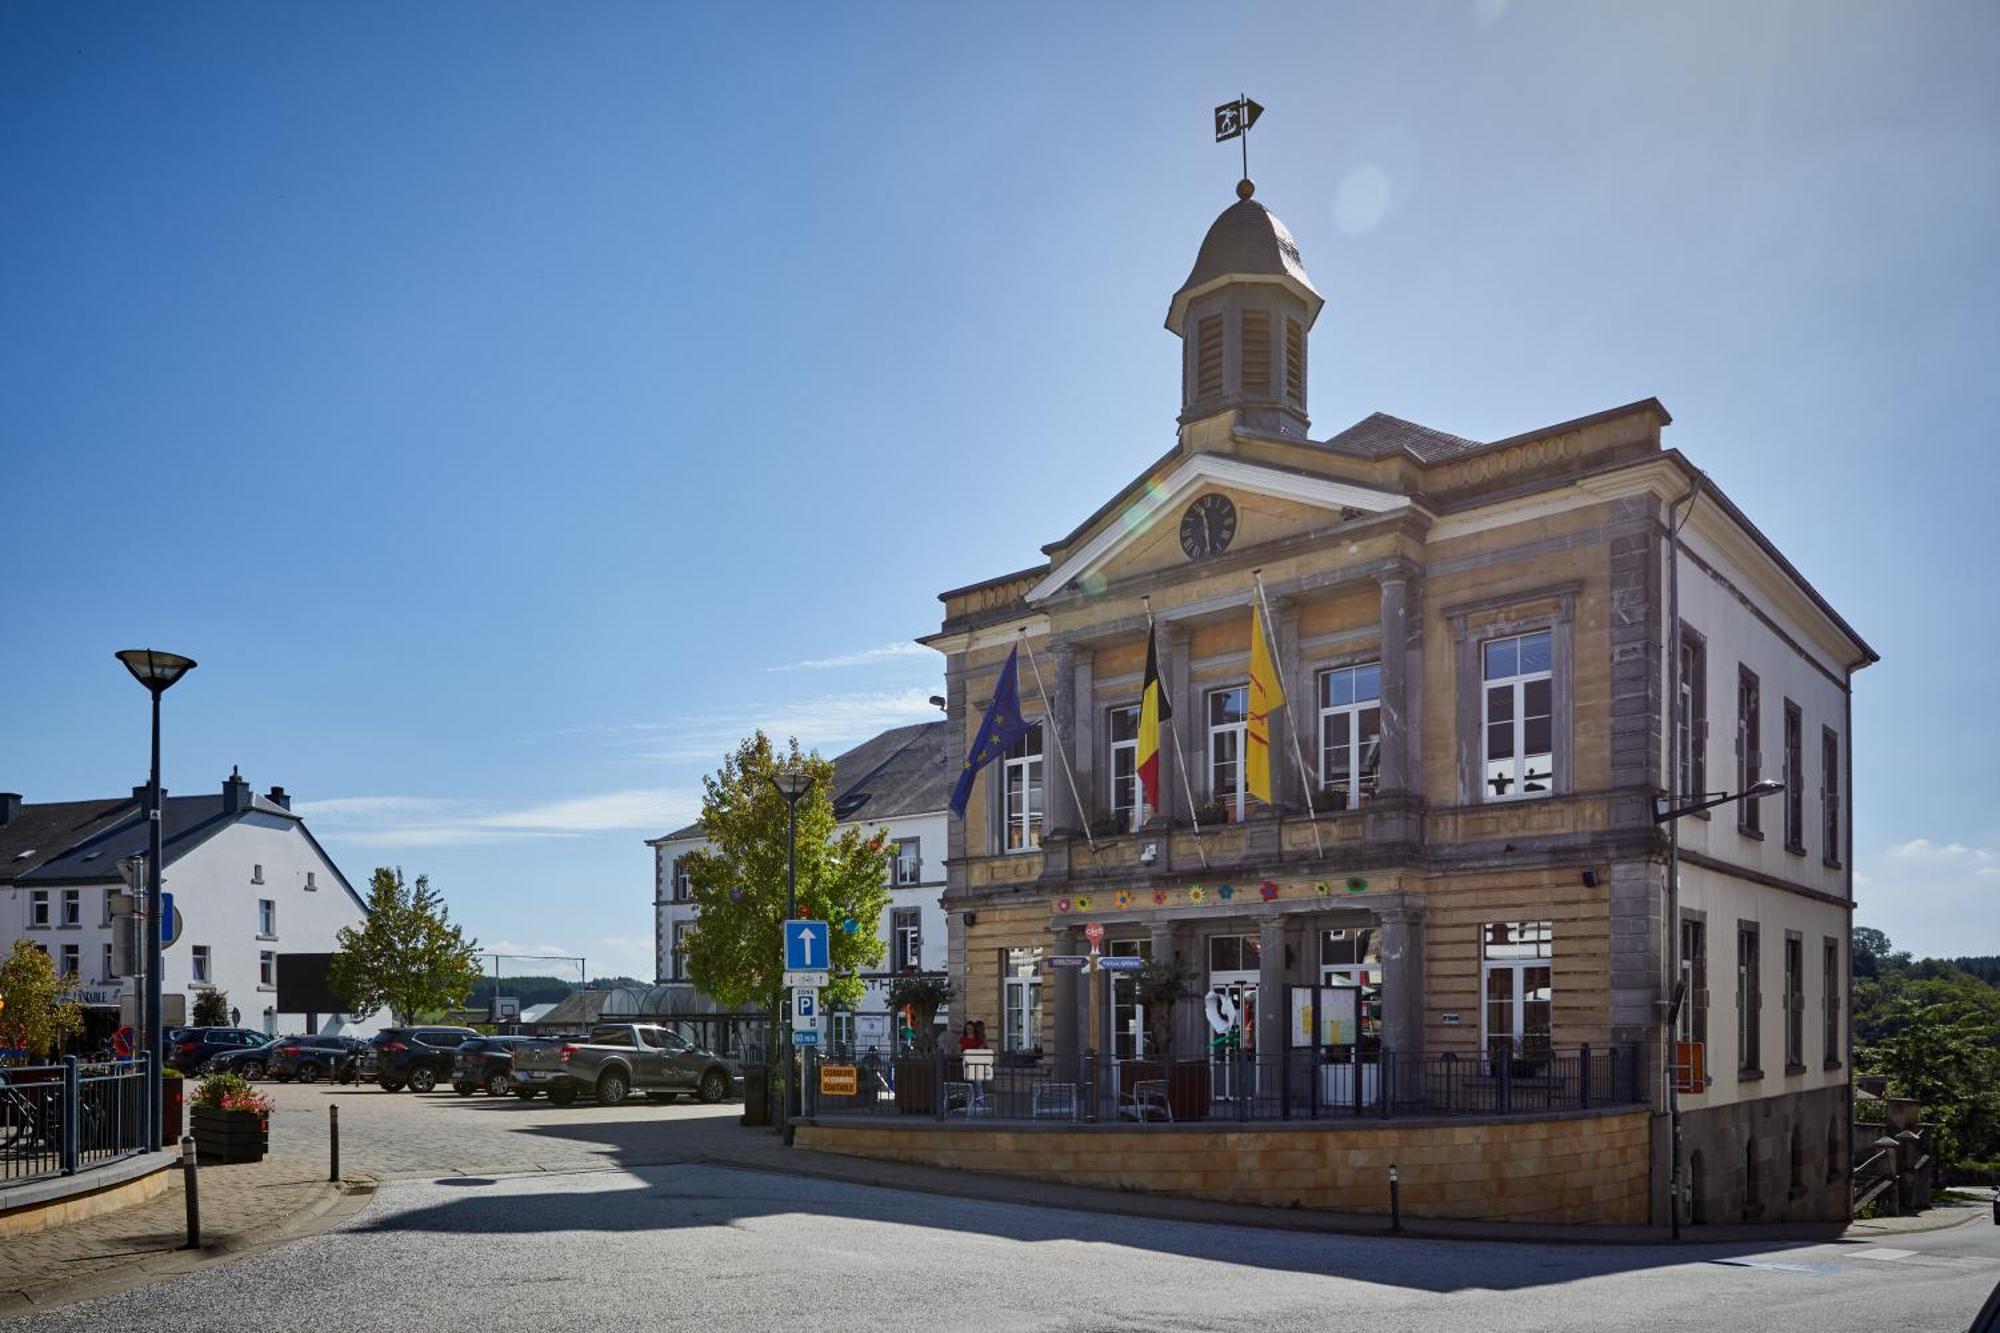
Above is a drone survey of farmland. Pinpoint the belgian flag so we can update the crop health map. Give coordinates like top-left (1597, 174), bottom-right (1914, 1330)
top-left (1136, 624), bottom-right (1172, 816)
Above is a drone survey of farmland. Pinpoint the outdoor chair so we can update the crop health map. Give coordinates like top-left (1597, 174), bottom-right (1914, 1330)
top-left (1120, 1078), bottom-right (1173, 1123)
top-left (1031, 1082), bottom-right (1080, 1120)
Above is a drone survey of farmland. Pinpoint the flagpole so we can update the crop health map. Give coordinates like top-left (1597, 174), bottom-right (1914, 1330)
top-left (1147, 597), bottom-right (1208, 870)
top-left (1020, 630), bottom-right (1096, 854)
top-left (1254, 570), bottom-right (1323, 857)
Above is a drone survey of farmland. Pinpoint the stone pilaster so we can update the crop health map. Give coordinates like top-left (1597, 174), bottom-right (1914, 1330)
top-left (1071, 647), bottom-right (1098, 830)
top-left (1044, 643), bottom-right (1078, 836)
top-left (1257, 916), bottom-right (1290, 1061)
top-left (1377, 905), bottom-right (1425, 1061)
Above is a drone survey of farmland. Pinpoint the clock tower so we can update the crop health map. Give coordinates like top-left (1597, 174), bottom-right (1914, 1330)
top-left (1165, 178), bottom-right (1324, 440)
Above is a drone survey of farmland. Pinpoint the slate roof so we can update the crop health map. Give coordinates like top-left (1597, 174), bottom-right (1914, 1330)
top-left (1320, 412), bottom-right (1486, 463)
top-left (0, 798), bottom-right (134, 885)
top-left (1167, 195), bottom-right (1322, 333)
top-left (653, 720), bottom-right (950, 844)
top-left (19, 792), bottom-right (296, 885)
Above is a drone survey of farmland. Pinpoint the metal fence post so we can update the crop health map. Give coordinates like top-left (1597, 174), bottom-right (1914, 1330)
top-left (1580, 1043), bottom-right (1593, 1110)
top-left (1498, 1043), bottom-right (1512, 1116)
top-left (1380, 1048), bottom-right (1392, 1120)
top-left (60, 1056), bottom-right (80, 1175)
top-left (329, 1104), bottom-right (340, 1183)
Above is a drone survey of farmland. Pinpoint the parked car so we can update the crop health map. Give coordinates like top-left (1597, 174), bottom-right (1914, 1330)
top-left (199, 1038), bottom-right (287, 1079)
top-left (451, 1036), bottom-right (534, 1097)
top-left (169, 1027), bottom-right (273, 1074)
top-left (269, 1035), bottom-right (368, 1083)
top-left (511, 1023), bottom-right (737, 1107)
top-left (363, 1026), bottom-right (479, 1093)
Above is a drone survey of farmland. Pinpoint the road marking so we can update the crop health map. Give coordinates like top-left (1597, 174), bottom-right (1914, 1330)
top-left (1708, 1258), bottom-right (1842, 1275)
top-left (1849, 1247), bottom-right (1918, 1261)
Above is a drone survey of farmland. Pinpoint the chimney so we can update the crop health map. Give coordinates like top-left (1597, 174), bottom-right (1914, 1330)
top-left (131, 784), bottom-right (166, 805)
top-left (0, 793), bottom-right (20, 826)
top-left (265, 786), bottom-right (290, 810)
top-left (222, 766), bottom-right (252, 815)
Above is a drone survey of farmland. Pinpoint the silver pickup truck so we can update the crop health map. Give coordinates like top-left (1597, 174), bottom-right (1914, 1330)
top-left (511, 1023), bottom-right (737, 1108)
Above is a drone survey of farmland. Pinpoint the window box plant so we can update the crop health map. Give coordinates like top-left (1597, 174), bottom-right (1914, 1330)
top-left (190, 1072), bottom-right (272, 1163)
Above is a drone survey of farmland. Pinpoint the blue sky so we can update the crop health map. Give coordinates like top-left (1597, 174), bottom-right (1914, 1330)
top-left (3, 2), bottom-right (1996, 971)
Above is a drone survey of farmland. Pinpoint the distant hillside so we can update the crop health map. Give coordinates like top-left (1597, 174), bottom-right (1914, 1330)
top-left (466, 974), bottom-right (650, 1007)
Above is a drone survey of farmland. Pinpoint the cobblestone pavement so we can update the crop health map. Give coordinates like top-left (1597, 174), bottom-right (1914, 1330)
top-left (0, 1078), bottom-right (736, 1315)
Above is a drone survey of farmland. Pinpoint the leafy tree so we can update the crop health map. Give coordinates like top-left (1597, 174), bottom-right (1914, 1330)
top-left (1134, 958), bottom-right (1201, 1058)
top-left (0, 939), bottom-right (84, 1059)
top-left (888, 974), bottom-right (954, 1054)
top-left (1853, 928), bottom-right (2000, 1170)
top-left (329, 867), bottom-right (483, 1025)
top-left (191, 989), bottom-right (231, 1028)
top-left (680, 732), bottom-right (893, 1022)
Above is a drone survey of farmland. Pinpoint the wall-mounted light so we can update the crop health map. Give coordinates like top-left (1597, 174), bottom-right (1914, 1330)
top-left (962, 910), bottom-right (977, 926)
top-left (1581, 869), bottom-right (1600, 889)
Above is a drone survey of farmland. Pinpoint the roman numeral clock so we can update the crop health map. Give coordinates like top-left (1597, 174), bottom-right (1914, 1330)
top-left (1179, 493), bottom-right (1238, 559)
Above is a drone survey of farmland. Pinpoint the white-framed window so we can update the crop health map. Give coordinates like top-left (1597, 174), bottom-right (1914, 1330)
top-left (1821, 728), bottom-right (1841, 866)
top-left (893, 838), bottom-right (922, 886)
top-left (671, 859), bottom-right (692, 902)
top-left (1320, 928), bottom-right (1383, 1049)
top-left (60, 889), bottom-right (81, 927)
top-left (828, 1011), bottom-right (855, 1051)
top-left (258, 898), bottom-right (276, 937)
top-left (191, 944), bottom-right (212, 984)
top-left (1736, 666), bottom-right (1763, 835)
top-left (1003, 949), bottom-right (1043, 1052)
top-left (1676, 626), bottom-right (1706, 802)
top-left (1108, 704), bottom-right (1144, 830)
top-left (28, 890), bottom-right (49, 928)
top-left (1003, 724), bottom-right (1043, 852)
top-left (1482, 631), bottom-right (1554, 802)
top-left (252, 863), bottom-right (264, 884)
top-left (670, 922), bottom-right (691, 981)
top-left (1481, 921), bottom-right (1552, 1070)
top-left (1207, 685), bottom-right (1248, 822)
top-left (1317, 663), bottom-right (1382, 811)
top-left (260, 951), bottom-right (276, 987)
top-left (102, 887), bottom-right (118, 926)
top-left (891, 908), bottom-right (922, 970)
top-left (1109, 938), bottom-right (1149, 1059)
top-left (102, 941), bottom-right (117, 982)
top-left (59, 943), bottom-right (79, 977)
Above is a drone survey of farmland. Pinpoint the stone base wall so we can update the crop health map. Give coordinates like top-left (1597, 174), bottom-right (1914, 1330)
top-left (0, 1155), bottom-right (172, 1238)
top-left (798, 1109), bottom-right (1651, 1225)
top-left (1680, 1082), bottom-right (1850, 1225)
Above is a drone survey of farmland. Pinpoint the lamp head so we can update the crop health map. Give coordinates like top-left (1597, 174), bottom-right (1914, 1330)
top-left (768, 768), bottom-right (815, 802)
top-left (1746, 778), bottom-right (1785, 798)
top-left (115, 649), bottom-right (197, 694)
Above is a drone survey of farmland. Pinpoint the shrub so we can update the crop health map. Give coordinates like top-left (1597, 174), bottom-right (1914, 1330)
top-left (193, 1072), bottom-right (274, 1117)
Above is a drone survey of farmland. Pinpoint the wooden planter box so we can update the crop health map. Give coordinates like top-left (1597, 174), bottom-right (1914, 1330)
top-left (1123, 1060), bottom-right (1212, 1121)
top-left (191, 1104), bottom-right (268, 1164)
top-left (892, 1056), bottom-right (963, 1114)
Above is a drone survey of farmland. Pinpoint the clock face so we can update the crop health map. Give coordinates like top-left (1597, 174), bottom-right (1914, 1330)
top-left (1179, 493), bottom-right (1238, 560)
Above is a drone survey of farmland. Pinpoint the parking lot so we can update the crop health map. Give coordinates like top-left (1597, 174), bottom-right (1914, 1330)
top-left (262, 1075), bottom-right (745, 1181)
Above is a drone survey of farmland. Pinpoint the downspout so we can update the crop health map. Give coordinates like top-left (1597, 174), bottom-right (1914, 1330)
top-left (1843, 664), bottom-right (1856, 1219)
top-left (1665, 470), bottom-right (1702, 1237)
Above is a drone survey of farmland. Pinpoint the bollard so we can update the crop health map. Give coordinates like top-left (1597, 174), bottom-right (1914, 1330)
top-left (180, 1135), bottom-right (201, 1249)
top-left (1389, 1163), bottom-right (1402, 1234)
top-left (329, 1104), bottom-right (340, 1183)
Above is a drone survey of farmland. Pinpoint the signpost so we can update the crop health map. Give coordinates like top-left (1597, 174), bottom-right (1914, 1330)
top-left (1096, 955), bottom-right (1143, 973)
top-left (784, 920), bottom-right (829, 972)
top-left (160, 892), bottom-right (182, 948)
top-left (819, 1065), bottom-right (858, 1098)
top-left (1083, 922), bottom-right (1104, 950)
top-left (1043, 955), bottom-right (1091, 971)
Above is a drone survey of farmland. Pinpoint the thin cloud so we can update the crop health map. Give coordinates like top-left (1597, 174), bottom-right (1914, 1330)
top-left (300, 788), bottom-right (700, 847)
top-left (1856, 834), bottom-right (2000, 958)
top-left (634, 687), bottom-right (945, 766)
top-left (769, 641), bottom-right (931, 671)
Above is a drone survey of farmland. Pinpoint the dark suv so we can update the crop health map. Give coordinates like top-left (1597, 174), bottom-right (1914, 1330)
top-left (269, 1035), bottom-right (367, 1083)
top-left (367, 1026), bottom-right (479, 1093)
top-left (169, 1027), bottom-right (271, 1073)
top-left (451, 1036), bottom-right (531, 1097)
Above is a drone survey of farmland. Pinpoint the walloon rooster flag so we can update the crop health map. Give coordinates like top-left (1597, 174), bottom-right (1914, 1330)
top-left (949, 646), bottom-right (1032, 818)
top-left (1247, 598), bottom-right (1285, 805)
top-left (1135, 624), bottom-right (1172, 816)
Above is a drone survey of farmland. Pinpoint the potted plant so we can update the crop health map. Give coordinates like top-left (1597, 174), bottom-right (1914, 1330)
top-left (887, 973), bottom-right (955, 1114)
top-left (190, 1072), bottom-right (273, 1164)
top-left (1128, 957), bottom-right (1210, 1120)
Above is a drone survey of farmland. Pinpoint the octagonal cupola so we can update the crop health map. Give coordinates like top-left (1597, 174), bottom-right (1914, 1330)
top-left (1166, 179), bottom-right (1324, 438)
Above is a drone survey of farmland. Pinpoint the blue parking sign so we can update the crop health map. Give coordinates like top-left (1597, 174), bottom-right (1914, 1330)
top-left (784, 919), bottom-right (830, 971)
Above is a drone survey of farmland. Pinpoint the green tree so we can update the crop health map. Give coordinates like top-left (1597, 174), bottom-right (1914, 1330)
top-left (191, 989), bottom-right (231, 1027)
top-left (328, 867), bottom-right (483, 1024)
top-left (680, 733), bottom-right (893, 1021)
top-left (0, 939), bottom-right (85, 1059)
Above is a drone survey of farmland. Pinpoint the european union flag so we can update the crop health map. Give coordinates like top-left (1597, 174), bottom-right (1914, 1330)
top-left (949, 646), bottom-right (1032, 817)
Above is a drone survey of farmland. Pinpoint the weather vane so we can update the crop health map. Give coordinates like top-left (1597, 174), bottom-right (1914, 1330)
top-left (1214, 94), bottom-right (1264, 187)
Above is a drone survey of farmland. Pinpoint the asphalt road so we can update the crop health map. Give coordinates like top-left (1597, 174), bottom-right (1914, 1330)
top-left (13, 1155), bottom-right (1999, 1332)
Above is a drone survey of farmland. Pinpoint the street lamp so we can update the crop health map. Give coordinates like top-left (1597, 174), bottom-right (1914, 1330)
top-left (1656, 775), bottom-right (1781, 1237)
top-left (115, 648), bottom-right (196, 1154)
top-left (768, 766), bottom-right (814, 1146)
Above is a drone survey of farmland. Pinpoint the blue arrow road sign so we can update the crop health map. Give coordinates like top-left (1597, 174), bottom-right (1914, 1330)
top-left (160, 891), bottom-right (177, 946)
top-left (784, 919), bottom-right (830, 971)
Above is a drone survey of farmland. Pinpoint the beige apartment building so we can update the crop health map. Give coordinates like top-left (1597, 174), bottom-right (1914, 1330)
top-left (922, 178), bottom-right (1874, 1225)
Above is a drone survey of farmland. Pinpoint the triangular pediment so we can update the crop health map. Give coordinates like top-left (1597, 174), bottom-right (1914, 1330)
top-left (1027, 454), bottom-right (1407, 603)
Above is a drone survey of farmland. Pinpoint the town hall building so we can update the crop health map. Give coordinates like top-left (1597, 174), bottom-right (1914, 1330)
top-left (919, 177), bottom-right (1875, 1226)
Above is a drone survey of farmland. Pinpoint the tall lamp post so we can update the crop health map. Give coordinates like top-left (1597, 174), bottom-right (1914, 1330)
top-left (115, 648), bottom-right (197, 1154)
top-left (1655, 776), bottom-right (1783, 1237)
top-left (769, 766), bottom-right (815, 1147)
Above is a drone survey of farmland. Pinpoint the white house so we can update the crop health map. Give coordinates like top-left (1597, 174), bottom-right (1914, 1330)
top-left (0, 769), bottom-right (384, 1042)
top-left (648, 720), bottom-right (950, 1049)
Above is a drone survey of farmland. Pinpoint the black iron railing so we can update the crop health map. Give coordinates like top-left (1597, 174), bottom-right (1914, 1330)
top-left (0, 1057), bottom-right (151, 1187)
top-left (799, 1043), bottom-right (1642, 1125)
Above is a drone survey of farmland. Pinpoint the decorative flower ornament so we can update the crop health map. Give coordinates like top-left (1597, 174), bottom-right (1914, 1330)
top-left (1217, 884), bottom-right (1235, 902)
top-left (1313, 881), bottom-right (1331, 897)
top-left (1075, 896), bottom-right (1093, 912)
top-left (840, 917), bottom-right (860, 935)
top-left (1056, 897), bottom-right (1073, 914)
top-left (1152, 888), bottom-right (1168, 907)
top-left (1260, 881), bottom-right (1280, 902)
top-left (1114, 890), bottom-right (1133, 910)
top-left (1188, 886), bottom-right (1208, 905)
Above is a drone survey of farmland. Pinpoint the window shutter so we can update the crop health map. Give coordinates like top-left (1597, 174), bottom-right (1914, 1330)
top-left (1240, 311), bottom-right (1271, 395)
top-left (1195, 314), bottom-right (1224, 400)
top-left (1284, 318), bottom-right (1305, 406)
